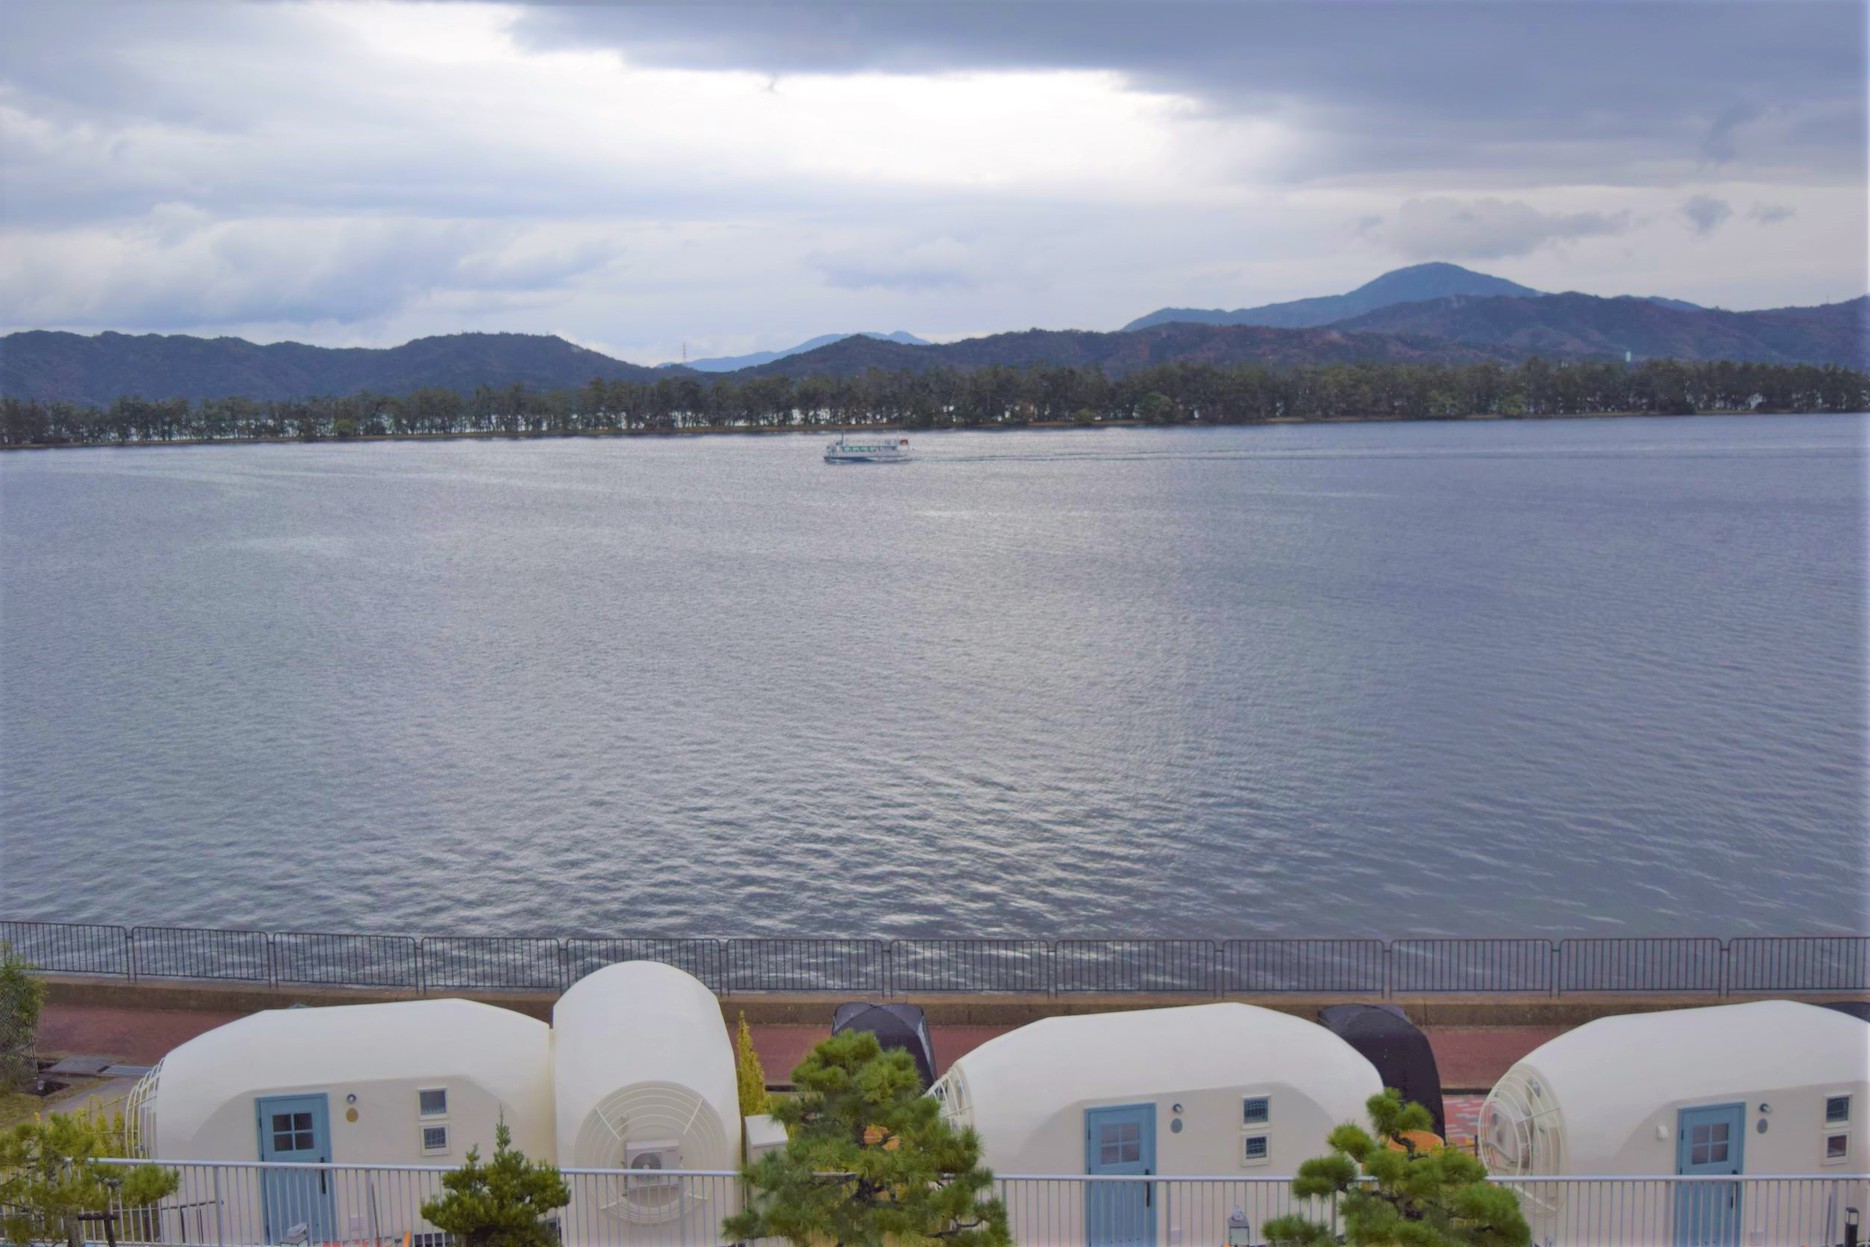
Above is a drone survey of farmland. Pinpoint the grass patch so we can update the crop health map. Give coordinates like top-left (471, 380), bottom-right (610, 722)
top-left (0, 1090), bottom-right (44, 1129)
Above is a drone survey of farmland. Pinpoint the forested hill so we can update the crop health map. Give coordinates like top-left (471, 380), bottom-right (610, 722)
top-left (1336, 293), bottom-right (1869, 367)
top-left (0, 330), bottom-right (667, 407)
top-left (740, 293), bottom-right (1865, 378)
top-left (742, 321), bottom-right (1500, 379)
top-left (1123, 262), bottom-right (1544, 331)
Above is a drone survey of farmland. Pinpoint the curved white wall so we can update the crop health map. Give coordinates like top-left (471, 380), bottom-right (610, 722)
top-left (552, 961), bottom-right (739, 1171)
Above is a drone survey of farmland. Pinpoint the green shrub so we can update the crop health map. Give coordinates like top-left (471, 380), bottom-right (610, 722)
top-left (419, 1120), bottom-right (569, 1247)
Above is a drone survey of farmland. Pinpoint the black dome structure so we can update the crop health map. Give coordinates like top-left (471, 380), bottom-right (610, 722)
top-left (831, 1002), bottom-right (938, 1089)
top-left (1317, 1003), bottom-right (1445, 1137)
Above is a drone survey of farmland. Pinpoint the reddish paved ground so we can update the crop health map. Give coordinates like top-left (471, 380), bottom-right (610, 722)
top-left (1443, 1094), bottom-right (1486, 1150)
top-left (1422, 1026), bottom-right (1566, 1091)
top-left (39, 1005), bottom-right (245, 1066)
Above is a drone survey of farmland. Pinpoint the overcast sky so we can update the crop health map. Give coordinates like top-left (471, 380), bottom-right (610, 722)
top-left (1, 1), bottom-right (1863, 364)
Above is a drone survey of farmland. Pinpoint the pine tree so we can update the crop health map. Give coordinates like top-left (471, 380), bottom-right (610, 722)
top-left (721, 1030), bottom-right (1009, 1247)
top-left (0, 1113), bottom-right (179, 1247)
top-left (735, 1011), bottom-right (771, 1117)
top-left (1263, 1090), bottom-right (1530, 1247)
top-left (0, 943), bottom-right (44, 1093)
top-left (419, 1120), bottom-right (569, 1247)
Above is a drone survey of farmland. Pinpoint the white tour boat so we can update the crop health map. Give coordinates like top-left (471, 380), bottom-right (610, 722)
top-left (824, 434), bottom-right (911, 464)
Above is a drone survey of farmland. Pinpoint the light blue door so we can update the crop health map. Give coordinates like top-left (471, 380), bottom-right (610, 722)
top-left (1675, 1102), bottom-right (1745, 1247)
top-left (1084, 1104), bottom-right (1155, 1247)
top-left (257, 1095), bottom-right (335, 1244)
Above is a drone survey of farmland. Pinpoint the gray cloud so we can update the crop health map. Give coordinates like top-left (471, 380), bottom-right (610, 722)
top-left (1749, 202), bottom-right (1797, 225)
top-left (1386, 198), bottom-right (1632, 260)
top-left (0, 216), bottom-right (624, 332)
top-left (1681, 195), bottom-right (1735, 236)
top-left (515, 2), bottom-right (1868, 185)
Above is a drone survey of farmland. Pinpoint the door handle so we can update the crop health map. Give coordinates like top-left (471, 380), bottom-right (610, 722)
top-left (1144, 1171), bottom-right (1151, 1207)
top-left (319, 1160), bottom-right (327, 1194)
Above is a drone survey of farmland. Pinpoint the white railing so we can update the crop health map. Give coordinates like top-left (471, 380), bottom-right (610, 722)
top-left (82, 1160), bottom-right (1870, 1247)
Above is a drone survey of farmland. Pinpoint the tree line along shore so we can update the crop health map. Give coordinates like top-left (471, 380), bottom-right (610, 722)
top-left (2, 357), bottom-right (1863, 447)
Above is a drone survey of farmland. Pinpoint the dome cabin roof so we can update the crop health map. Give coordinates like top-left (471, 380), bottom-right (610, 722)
top-left (149, 999), bottom-right (551, 1151)
top-left (939, 1002), bottom-right (1381, 1162)
top-left (1491, 1000), bottom-right (1867, 1169)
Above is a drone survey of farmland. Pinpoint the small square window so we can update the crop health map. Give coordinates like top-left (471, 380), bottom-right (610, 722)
top-left (422, 1126), bottom-right (449, 1154)
top-left (1826, 1095), bottom-right (1851, 1124)
top-left (1826, 1134), bottom-right (1849, 1162)
top-left (1243, 1134), bottom-right (1270, 1165)
top-left (1243, 1097), bottom-right (1270, 1125)
top-left (419, 1089), bottom-right (448, 1118)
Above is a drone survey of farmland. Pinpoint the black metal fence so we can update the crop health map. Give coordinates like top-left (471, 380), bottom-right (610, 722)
top-left (1, 919), bottom-right (1863, 999)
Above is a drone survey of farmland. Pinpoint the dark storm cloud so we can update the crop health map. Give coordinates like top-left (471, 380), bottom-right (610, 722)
top-left (513, 1), bottom-right (1868, 184)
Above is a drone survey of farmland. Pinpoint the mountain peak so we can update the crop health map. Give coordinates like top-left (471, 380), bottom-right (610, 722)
top-left (1123, 263), bottom-right (1543, 333)
top-left (681, 330), bottom-right (931, 372)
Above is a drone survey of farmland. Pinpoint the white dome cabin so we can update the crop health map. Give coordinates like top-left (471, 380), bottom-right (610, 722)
top-left (1479, 1000), bottom-right (1869, 1247)
top-left (127, 999), bottom-right (553, 1246)
top-left (551, 961), bottom-right (742, 1242)
top-left (929, 1002), bottom-right (1382, 1245)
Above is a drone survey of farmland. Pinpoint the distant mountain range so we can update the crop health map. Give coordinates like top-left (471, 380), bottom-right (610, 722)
top-left (1123, 262), bottom-right (1547, 331)
top-left (2, 266), bottom-right (1862, 407)
top-left (0, 330), bottom-right (664, 408)
top-left (737, 320), bottom-right (1501, 378)
top-left (732, 292), bottom-right (1862, 378)
top-left (1335, 292), bottom-right (1865, 367)
top-left (679, 330), bottom-right (929, 372)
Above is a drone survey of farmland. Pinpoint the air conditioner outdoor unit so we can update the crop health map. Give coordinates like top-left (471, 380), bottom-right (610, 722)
top-left (623, 1139), bottom-right (681, 1191)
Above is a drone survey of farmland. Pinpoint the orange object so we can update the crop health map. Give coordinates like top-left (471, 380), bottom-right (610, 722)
top-left (1386, 1129), bottom-right (1446, 1154)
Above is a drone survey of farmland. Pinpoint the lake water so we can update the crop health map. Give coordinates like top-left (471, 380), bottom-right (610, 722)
top-left (1, 415), bottom-right (1863, 938)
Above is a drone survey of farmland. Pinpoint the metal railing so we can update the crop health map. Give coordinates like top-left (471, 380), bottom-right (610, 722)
top-left (85, 1160), bottom-right (1870, 1247)
top-left (2, 920), bottom-right (1865, 998)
